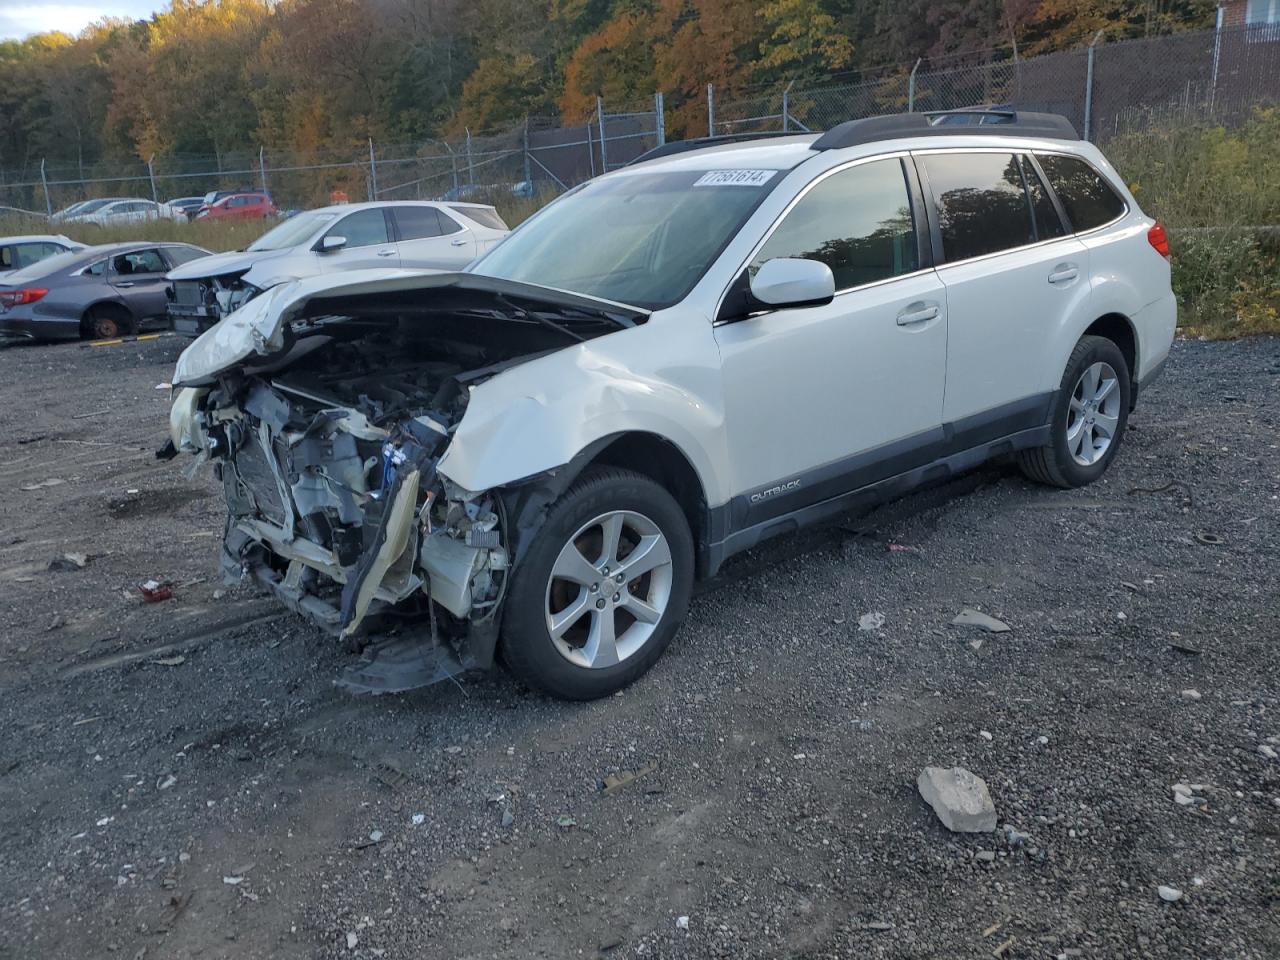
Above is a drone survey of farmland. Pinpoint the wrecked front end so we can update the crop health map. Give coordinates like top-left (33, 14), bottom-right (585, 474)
top-left (163, 272), bottom-right (644, 692)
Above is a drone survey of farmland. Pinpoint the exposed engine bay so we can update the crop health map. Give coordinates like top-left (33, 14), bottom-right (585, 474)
top-left (163, 280), bottom-right (642, 692)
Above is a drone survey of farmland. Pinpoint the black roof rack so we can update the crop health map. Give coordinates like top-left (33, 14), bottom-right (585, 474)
top-left (627, 131), bottom-right (803, 166)
top-left (811, 109), bottom-right (1078, 151)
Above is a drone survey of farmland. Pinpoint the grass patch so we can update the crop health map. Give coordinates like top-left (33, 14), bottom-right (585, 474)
top-left (1106, 107), bottom-right (1280, 338)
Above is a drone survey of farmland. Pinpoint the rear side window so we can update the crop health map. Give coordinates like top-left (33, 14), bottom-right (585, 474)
top-left (393, 206), bottom-right (444, 240)
top-left (450, 205), bottom-right (508, 230)
top-left (751, 158), bottom-right (919, 291)
top-left (1021, 156), bottom-right (1067, 241)
top-left (1036, 154), bottom-right (1126, 232)
top-left (921, 152), bottom-right (1034, 262)
top-left (165, 246), bottom-right (208, 266)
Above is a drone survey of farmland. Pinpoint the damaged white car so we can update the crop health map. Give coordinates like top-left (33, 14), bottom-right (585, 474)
top-left (163, 111), bottom-right (1175, 699)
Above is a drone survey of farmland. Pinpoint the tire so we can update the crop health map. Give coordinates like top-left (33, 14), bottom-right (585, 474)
top-left (1018, 334), bottom-right (1131, 488)
top-left (500, 466), bottom-right (694, 700)
top-left (83, 304), bottom-right (137, 340)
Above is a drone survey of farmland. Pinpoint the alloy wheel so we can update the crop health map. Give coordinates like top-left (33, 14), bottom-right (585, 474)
top-left (544, 510), bottom-right (674, 670)
top-left (1067, 360), bottom-right (1121, 466)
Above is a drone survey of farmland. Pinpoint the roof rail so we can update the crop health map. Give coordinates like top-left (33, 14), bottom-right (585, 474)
top-left (811, 110), bottom-right (1078, 151)
top-left (627, 131), bottom-right (803, 166)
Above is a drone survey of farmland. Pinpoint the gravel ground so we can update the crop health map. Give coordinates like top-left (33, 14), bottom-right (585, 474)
top-left (0, 334), bottom-right (1277, 960)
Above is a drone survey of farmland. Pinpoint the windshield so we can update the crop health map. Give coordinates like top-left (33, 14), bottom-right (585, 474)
top-left (74, 199), bottom-right (115, 215)
top-left (470, 169), bottom-right (782, 309)
top-left (247, 211), bottom-right (337, 252)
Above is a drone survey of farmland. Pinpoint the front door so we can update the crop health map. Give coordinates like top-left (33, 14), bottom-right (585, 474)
top-left (713, 156), bottom-right (948, 530)
top-left (320, 208), bottom-right (400, 269)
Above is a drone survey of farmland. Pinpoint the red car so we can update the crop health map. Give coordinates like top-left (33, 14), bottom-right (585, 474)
top-left (194, 192), bottom-right (277, 221)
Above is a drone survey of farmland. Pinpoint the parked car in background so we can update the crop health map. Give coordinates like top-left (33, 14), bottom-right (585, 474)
top-left (65, 198), bottom-right (165, 227)
top-left (194, 191), bottom-right (277, 221)
top-left (0, 235), bottom-right (83, 278)
top-left (50, 199), bottom-right (124, 224)
top-left (164, 196), bottom-right (206, 220)
top-left (0, 241), bottom-right (210, 341)
top-left (166, 200), bottom-right (509, 335)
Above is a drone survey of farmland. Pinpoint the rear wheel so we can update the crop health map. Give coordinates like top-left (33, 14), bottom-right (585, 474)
top-left (500, 467), bottom-right (694, 700)
top-left (83, 304), bottom-right (136, 340)
top-left (1018, 334), bottom-right (1131, 488)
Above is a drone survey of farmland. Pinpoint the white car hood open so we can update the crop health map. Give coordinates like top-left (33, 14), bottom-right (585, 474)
top-left (171, 268), bottom-right (647, 388)
top-left (167, 247), bottom-right (288, 281)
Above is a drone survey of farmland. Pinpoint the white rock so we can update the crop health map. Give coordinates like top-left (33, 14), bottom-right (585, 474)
top-left (347, 931), bottom-right (359, 950)
top-left (917, 766), bottom-right (997, 833)
top-left (1181, 689), bottom-right (1202, 701)
top-left (222, 876), bottom-right (244, 885)
top-left (411, 813), bottom-right (425, 826)
top-left (1158, 885), bottom-right (1183, 903)
top-left (1258, 745), bottom-right (1278, 761)
top-left (951, 609), bottom-right (1010, 633)
top-left (675, 916), bottom-right (689, 930)
top-left (979, 730), bottom-right (993, 741)
top-left (369, 830), bottom-right (383, 842)
top-left (858, 612), bottom-right (885, 632)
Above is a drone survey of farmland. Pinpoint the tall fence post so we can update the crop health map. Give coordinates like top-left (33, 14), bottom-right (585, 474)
top-left (465, 128), bottom-right (474, 185)
top-left (368, 137), bottom-right (378, 199)
top-left (707, 83), bottom-right (715, 137)
top-left (146, 155), bottom-right (158, 203)
top-left (907, 58), bottom-right (922, 112)
top-left (1210, 4), bottom-right (1224, 104)
top-left (39, 158), bottom-right (51, 216)
top-left (259, 146), bottom-right (268, 193)
top-left (782, 80), bottom-right (793, 132)
top-left (1083, 29), bottom-right (1104, 141)
top-left (586, 121), bottom-right (596, 178)
top-left (655, 92), bottom-right (666, 146)
top-left (596, 96), bottom-right (608, 172)
top-left (522, 118), bottom-right (532, 187)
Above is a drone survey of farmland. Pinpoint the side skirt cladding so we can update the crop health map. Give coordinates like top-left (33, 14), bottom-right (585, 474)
top-left (704, 392), bottom-right (1054, 576)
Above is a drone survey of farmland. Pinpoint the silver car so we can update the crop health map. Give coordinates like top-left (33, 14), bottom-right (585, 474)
top-left (0, 241), bottom-right (211, 341)
top-left (165, 200), bottom-right (510, 336)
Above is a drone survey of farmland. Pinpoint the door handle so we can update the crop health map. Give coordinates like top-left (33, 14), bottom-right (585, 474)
top-left (1048, 264), bottom-right (1079, 284)
top-left (376, 249), bottom-right (396, 258)
top-left (450, 238), bottom-right (468, 246)
top-left (896, 302), bottom-right (940, 326)
top-left (115, 281), bottom-right (135, 288)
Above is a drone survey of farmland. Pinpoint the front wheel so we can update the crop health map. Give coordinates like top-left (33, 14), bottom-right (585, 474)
top-left (500, 466), bottom-right (694, 700)
top-left (1018, 334), bottom-right (1131, 488)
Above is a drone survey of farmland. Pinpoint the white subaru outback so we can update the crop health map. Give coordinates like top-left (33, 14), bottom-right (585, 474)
top-left (165, 110), bottom-right (1176, 700)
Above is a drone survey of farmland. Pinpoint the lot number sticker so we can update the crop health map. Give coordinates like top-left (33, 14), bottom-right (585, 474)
top-left (693, 169), bottom-right (776, 187)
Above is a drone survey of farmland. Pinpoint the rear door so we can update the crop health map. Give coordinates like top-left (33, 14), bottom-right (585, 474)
top-left (110, 248), bottom-right (172, 321)
top-left (391, 205), bottom-right (476, 268)
top-left (916, 150), bottom-right (1089, 428)
top-left (320, 208), bottom-right (400, 269)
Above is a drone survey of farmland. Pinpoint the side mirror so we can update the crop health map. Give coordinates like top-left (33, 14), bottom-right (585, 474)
top-left (748, 258), bottom-right (835, 309)
top-left (318, 235), bottom-right (347, 253)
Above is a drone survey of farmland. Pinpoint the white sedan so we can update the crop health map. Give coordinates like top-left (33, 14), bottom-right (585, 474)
top-left (0, 234), bottom-right (84, 279)
top-left (165, 200), bottom-right (510, 335)
top-left (64, 198), bottom-right (165, 227)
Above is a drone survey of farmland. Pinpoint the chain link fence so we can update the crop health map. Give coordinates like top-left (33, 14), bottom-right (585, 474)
top-left (0, 23), bottom-right (1275, 219)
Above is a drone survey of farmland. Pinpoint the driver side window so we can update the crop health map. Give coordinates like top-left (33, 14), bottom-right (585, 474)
top-left (329, 209), bottom-right (390, 248)
top-left (751, 158), bottom-right (920, 291)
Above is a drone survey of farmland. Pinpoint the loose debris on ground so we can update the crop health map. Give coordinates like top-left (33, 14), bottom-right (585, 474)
top-left (0, 336), bottom-right (1278, 958)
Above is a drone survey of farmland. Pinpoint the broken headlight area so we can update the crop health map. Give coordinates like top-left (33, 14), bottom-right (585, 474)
top-left (168, 273), bottom-right (261, 324)
top-left (191, 316), bottom-right (528, 692)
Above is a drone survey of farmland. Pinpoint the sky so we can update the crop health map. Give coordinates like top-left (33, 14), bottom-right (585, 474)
top-left (0, 1), bottom-right (166, 40)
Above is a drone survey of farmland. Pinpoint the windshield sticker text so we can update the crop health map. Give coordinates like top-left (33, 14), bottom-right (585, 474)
top-left (693, 169), bottom-right (776, 188)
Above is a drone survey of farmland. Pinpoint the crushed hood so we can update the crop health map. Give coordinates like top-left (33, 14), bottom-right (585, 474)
top-left (171, 269), bottom-right (649, 387)
top-left (167, 247), bottom-right (288, 281)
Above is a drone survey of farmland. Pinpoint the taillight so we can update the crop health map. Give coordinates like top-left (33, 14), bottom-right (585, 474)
top-left (1147, 222), bottom-right (1170, 259)
top-left (0, 288), bottom-right (48, 307)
